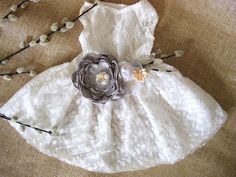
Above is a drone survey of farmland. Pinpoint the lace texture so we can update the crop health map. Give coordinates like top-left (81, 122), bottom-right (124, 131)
top-left (0, 0), bottom-right (227, 173)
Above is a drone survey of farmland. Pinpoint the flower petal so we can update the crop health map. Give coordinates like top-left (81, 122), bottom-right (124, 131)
top-left (80, 86), bottom-right (92, 99)
top-left (98, 61), bottom-right (110, 71)
top-left (87, 64), bottom-right (100, 75)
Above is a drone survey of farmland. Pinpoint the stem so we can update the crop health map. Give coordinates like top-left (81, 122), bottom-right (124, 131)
top-left (0, 113), bottom-right (53, 135)
top-left (0, 71), bottom-right (29, 76)
top-left (2, 0), bottom-right (30, 19)
top-left (161, 53), bottom-right (176, 60)
top-left (0, 2), bottom-right (99, 63)
top-left (142, 52), bottom-right (177, 68)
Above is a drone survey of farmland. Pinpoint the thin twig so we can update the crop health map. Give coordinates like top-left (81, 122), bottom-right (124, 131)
top-left (2, 0), bottom-right (30, 19)
top-left (0, 2), bottom-right (99, 63)
top-left (0, 71), bottom-right (29, 76)
top-left (142, 53), bottom-right (177, 68)
top-left (0, 113), bottom-right (53, 135)
top-left (162, 53), bottom-right (176, 60)
top-left (142, 50), bottom-right (184, 72)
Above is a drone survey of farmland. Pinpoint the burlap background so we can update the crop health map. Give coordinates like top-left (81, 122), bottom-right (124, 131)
top-left (0, 0), bottom-right (235, 177)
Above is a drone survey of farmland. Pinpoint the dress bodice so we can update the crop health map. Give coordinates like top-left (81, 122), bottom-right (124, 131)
top-left (79, 0), bottom-right (158, 63)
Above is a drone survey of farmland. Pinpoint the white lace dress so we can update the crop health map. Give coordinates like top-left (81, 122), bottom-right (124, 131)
top-left (0, 0), bottom-right (227, 173)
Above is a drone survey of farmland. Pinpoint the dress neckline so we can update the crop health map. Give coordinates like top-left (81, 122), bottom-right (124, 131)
top-left (85, 0), bottom-right (146, 12)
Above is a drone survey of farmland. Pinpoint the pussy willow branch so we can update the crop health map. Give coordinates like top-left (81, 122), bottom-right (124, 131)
top-left (2, 0), bottom-right (30, 19)
top-left (0, 71), bottom-right (29, 76)
top-left (0, 113), bottom-right (53, 135)
top-left (0, 2), bottom-right (100, 63)
top-left (142, 52), bottom-right (178, 68)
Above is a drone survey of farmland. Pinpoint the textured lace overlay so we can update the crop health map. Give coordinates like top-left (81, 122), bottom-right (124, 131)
top-left (0, 0), bottom-right (227, 173)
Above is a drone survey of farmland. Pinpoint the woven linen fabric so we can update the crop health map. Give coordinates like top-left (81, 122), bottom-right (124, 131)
top-left (0, 0), bottom-right (235, 176)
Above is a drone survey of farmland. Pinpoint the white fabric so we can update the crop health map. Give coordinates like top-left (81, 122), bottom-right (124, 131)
top-left (0, 0), bottom-right (227, 173)
top-left (79, 0), bottom-right (158, 62)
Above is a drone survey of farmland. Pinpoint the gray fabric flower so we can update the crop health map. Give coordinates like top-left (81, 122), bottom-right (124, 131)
top-left (72, 53), bottom-right (126, 104)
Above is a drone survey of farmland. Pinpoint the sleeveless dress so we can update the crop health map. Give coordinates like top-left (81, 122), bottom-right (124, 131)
top-left (0, 0), bottom-right (227, 173)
